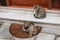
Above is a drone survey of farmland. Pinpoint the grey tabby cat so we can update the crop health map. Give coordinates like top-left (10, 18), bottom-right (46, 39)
top-left (33, 5), bottom-right (46, 19)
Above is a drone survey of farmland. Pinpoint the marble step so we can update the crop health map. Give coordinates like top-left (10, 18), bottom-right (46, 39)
top-left (0, 22), bottom-right (55, 40)
top-left (41, 27), bottom-right (60, 35)
top-left (56, 37), bottom-right (60, 40)
top-left (14, 33), bottom-right (55, 40)
top-left (36, 33), bottom-right (55, 40)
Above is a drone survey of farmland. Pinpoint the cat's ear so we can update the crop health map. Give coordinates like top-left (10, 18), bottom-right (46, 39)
top-left (33, 4), bottom-right (38, 9)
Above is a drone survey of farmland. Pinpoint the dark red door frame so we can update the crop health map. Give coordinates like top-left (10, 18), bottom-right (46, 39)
top-left (48, 0), bottom-right (60, 9)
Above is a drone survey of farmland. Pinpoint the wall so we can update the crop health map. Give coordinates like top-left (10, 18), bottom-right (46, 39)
top-left (8, 0), bottom-right (59, 9)
top-left (0, 0), bottom-right (58, 9)
top-left (9, 0), bottom-right (49, 8)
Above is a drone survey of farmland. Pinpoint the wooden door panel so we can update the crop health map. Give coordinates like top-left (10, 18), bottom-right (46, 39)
top-left (10, 0), bottom-right (49, 7)
top-left (6, 0), bottom-right (59, 9)
top-left (10, 0), bottom-right (33, 6)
